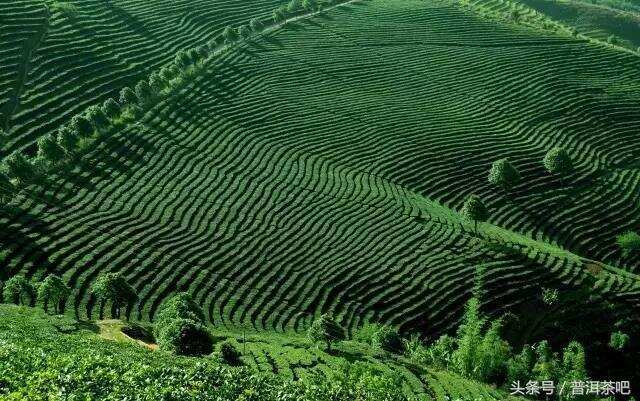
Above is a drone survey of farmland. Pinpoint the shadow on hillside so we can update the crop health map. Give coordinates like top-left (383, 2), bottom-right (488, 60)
top-left (101, 1), bottom-right (156, 42)
top-left (327, 348), bottom-right (367, 363)
top-left (0, 206), bottom-right (56, 280)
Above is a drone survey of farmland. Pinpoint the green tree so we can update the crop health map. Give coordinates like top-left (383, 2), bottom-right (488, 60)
top-left (532, 340), bottom-right (560, 383)
top-left (287, 0), bottom-right (302, 13)
top-left (461, 195), bottom-right (489, 234)
top-left (424, 334), bottom-right (456, 369)
top-left (37, 134), bottom-right (65, 164)
top-left (102, 98), bottom-right (120, 119)
top-left (134, 80), bottom-right (153, 105)
top-left (91, 273), bottom-right (138, 319)
top-left (308, 314), bottom-right (345, 351)
top-left (2, 275), bottom-right (36, 306)
top-left (371, 325), bottom-right (404, 354)
top-left (174, 50), bottom-right (191, 70)
top-left (222, 26), bottom-right (238, 43)
top-left (488, 158), bottom-right (520, 197)
top-left (559, 341), bottom-right (588, 400)
top-left (237, 25), bottom-right (251, 39)
top-left (37, 274), bottom-right (71, 314)
top-left (249, 17), bottom-right (263, 32)
top-left (5, 153), bottom-right (36, 185)
top-left (543, 147), bottom-right (574, 187)
top-left (57, 125), bottom-right (79, 155)
top-left (609, 331), bottom-right (630, 351)
top-left (302, 0), bottom-right (318, 10)
top-left (0, 169), bottom-right (14, 203)
top-left (148, 72), bottom-right (166, 94)
top-left (87, 105), bottom-right (109, 130)
top-left (118, 87), bottom-right (138, 105)
top-left (157, 318), bottom-right (213, 356)
top-left (154, 292), bottom-right (205, 329)
top-left (219, 340), bottom-right (242, 364)
top-left (70, 114), bottom-right (94, 138)
top-left (273, 8), bottom-right (286, 23)
top-left (507, 344), bottom-right (535, 386)
top-left (616, 231), bottom-right (640, 257)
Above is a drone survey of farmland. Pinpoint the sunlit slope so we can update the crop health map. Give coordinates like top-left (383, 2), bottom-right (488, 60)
top-left (2, 0), bottom-right (640, 337)
top-left (0, 0), bottom-right (285, 155)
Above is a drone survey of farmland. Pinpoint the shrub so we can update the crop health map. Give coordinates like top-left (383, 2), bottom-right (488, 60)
top-left (616, 231), bottom-right (640, 257)
top-left (5, 153), bottom-right (36, 185)
top-left (85, 105), bottom-right (109, 130)
top-left (287, 0), bottom-right (302, 13)
top-left (37, 274), bottom-right (70, 314)
top-left (609, 331), bottom-right (630, 351)
top-left (37, 134), bottom-right (65, 163)
top-left (302, 0), bottom-right (318, 10)
top-left (237, 25), bottom-right (251, 39)
top-left (461, 195), bottom-right (489, 233)
top-left (219, 340), bottom-right (242, 364)
top-left (134, 80), bottom-right (154, 105)
top-left (222, 26), bottom-right (238, 43)
top-left (157, 318), bottom-right (213, 356)
top-left (174, 50), bottom-right (191, 69)
top-left (148, 72), bottom-right (166, 94)
top-left (541, 287), bottom-right (559, 305)
top-left (57, 125), bottom-right (79, 154)
top-left (249, 17), bottom-right (263, 31)
top-left (506, 344), bottom-right (535, 386)
top-left (543, 147), bottom-right (573, 187)
top-left (354, 322), bottom-right (385, 344)
top-left (488, 158), bottom-right (521, 195)
top-left (70, 114), bottom-right (94, 138)
top-left (371, 325), bottom-right (404, 354)
top-left (2, 276), bottom-right (36, 306)
top-left (424, 334), bottom-right (456, 369)
top-left (118, 87), bottom-right (138, 105)
top-left (308, 314), bottom-right (345, 351)
top-left (101, 98), bottom-right (120, 119)
top-left (273, 8), bottom-right (287, 23)
top-left (91, 273), bottom-right (138, 319)
top-left (154, 292), bottom-right (205, 330)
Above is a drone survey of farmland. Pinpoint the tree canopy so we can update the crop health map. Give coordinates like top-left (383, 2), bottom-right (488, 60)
top-left (91, 273), bottom-right (138, 319)
top-left (308, 314), bottom-right (345, 351)
top-left (3, 276), bottom-right (36, 306)
top-left (488, 158), bottom-right (520, 194)
top-left (461, 195), bottom-right (489, 233)
top-left (37, 274), bottom-right (71, 314)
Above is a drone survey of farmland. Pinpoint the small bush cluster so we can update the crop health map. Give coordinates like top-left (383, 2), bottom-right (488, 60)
top-left (154, 292), bottom-right (213, 356)
top-left (1, 274), bottom-right (70, 314)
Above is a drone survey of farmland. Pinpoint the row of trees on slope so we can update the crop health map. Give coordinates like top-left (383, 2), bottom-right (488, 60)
top-left (0, 274), bottom-right (70, 314)
top-left (461, 147), bottom-right (640, 261)
top-left (0, 0), bottom-right (343, 204)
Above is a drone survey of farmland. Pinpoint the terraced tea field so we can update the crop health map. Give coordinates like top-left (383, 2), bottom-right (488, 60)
top-left (0, 0), bottom-right (286, 155)
top-left (2, 0), bottom-right (640, 344)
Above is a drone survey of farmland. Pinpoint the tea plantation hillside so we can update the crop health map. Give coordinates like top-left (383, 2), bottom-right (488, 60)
top-left (2, 0), bottom-right (640, 346)
top-left (0, 0), bottom-right (286, 155)
top-left (0, 305), bottom-right (524, 400)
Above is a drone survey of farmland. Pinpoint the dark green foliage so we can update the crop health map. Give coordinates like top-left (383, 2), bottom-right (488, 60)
top-left (5, 153), bottom-right (36, 184)
top-left (37, 274), bottom-right (71, 314)
top-left (452, 298), bottom-right (510, 382)
top-left (302, 0), bottom-right (318, 10)
top-left (488, 158), bottom-right (520, 194)
top-left (287, 0), bottom-right (302, 13)
top-left (0, 169), bottom-right (14, 202)
top-left (85, 105), bottom-right (109, 130)
top-left (154, 292), bottom-right (205, 329)
top-left (425, 334), bottom-right (456, 369)
top-left (219, 340), bottom-right (242, 364)
top-left (118, 87), bottom-right (138, 105)
top-left (371, 325), bottom-right (404, 354)
top-left (101, 98), bottom-right (120, 119)
top-left (616, 231), bottom-right (640, 256)
top-left (354, 322), bottom-right (385, 344)
top-left (222, 26), bottom-right (238, 43)
top-left (196, 45), bottom-right (209, 59)
top-left (532, 340), bottom-right (560, 382)
top-left (174, 50), bottom-right (191, 69)
top-left (156, 318), bottom-right (213, 356)
top-left (237, 25), bottom-right (251, 39)
top-left (308, 314), bottom-right (345, 351)
top-left (273, 7), bottom-right (287, 23)
top-left (37, 134), bottom-right (65, 163)
top-left (121, 322), bottom-right (155, 343)
top-left (506, 345), bottom-right (535, 386)
top-left (91, 273), bottom-right (138, 319)
top-left (543, 147), bottom-right (574, 186)
top-left (0, 305), bottom-right (411, 400)
top-left (160, 66), bottom-right (176, 82)
top-left (461, 195), bottom-right (489, 233)
top-left (149, 72), bottom-right (166, 94)
top-left (70, 114), bottom-right (94, 138)
top-left (135, 80), bottom-right (154, 105)
top-left (2, 276), bottom-right (36, 306)
top-left (609, 331), bottom-right (630, 350)
top-left (249, 17), bottom-right (263, 31)
top-left (57, 124), bottom-right (79, 154)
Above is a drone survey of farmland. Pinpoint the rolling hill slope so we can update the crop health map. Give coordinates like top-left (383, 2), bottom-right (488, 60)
top-left (0, 0), bottom-right (286, 155)
top-left (1, 0), bottom-right (640, 344)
